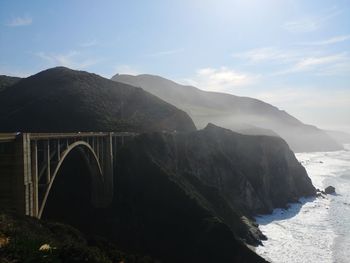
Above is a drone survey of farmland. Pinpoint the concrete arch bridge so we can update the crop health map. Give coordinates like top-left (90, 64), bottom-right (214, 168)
top-left (0, 132), bottom-right (136, 218)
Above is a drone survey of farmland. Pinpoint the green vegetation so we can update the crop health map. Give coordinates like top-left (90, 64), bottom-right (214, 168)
top-left (0, 213), bottom-right (158, 263)
top-left (0, 67), bottom-right (195, 133)
top-left (0, 75), bottom-right (21, 92)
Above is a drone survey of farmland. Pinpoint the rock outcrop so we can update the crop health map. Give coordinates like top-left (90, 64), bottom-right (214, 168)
top-left (0, 67), bottom-right (196, 133)
top-left (325, 186), bottom-right (336, 194)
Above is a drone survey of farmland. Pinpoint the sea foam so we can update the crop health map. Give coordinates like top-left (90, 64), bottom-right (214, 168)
top-left (255, 144), bottom-right (350, 263)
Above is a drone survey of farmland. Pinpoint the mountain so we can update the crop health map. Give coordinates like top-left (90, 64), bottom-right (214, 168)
top-left (0, 67), bottom-right (196, 133)
top-left (99, 124), bottom-right (314, 262)
top-left (0, 67), bottom-right (317, 262)
top-left (326, 130), bottom-right (350, 145)
top-left (0, 75), bottom-right (21, 92)
top-left (112, 74), bottom-right (342, 152)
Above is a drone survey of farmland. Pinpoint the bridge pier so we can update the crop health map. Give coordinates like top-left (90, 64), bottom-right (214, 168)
top-left (103, 133), bottom-right (113, 204)
top-left (13, 133), bottom-right (35, 216)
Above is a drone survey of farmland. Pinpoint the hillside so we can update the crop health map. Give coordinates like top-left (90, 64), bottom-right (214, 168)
top-left (97, 124), bottom-right (314, 262)
top-left (0, 75), bottom-right (21, 92)
top-left (0, 213), bottom-right (159, 263)
top-left (112, 74), bottom-right (342, 152)
top-left (0, 67), bottom-right (196, 133)
top-left (0, 67), bottom-right (318, 262)
top-left (326, 130), bottom-right (350, 145)
top-left (38, 124), bottom-right (314, 262)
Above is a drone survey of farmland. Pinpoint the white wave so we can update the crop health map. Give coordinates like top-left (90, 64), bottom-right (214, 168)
top-left (255, 144), bottom-right (350, 263)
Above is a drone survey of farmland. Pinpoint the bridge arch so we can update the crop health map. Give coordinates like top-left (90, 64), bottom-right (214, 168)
top-left (38, 141), bottom-right (104, 219)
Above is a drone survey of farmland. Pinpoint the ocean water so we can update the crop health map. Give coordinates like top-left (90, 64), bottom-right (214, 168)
top-left (255, 144), bottom-right (350, 263)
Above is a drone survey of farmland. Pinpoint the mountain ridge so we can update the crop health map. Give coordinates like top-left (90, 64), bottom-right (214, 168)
top-left (0, 75), bottom-right (21, 92)
top-left (112, 73), bottom-right (342, 152)
top-left (0, 67), bottom-right (196, 133)
top-left (0, 67), bottom-right (317, 262)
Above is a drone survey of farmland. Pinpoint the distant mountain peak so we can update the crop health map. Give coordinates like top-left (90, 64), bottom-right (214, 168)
top-left (113, 73), bottom-right (342, 152)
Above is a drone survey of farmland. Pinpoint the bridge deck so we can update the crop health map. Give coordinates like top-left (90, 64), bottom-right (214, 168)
top-left (0, 133), bottom-right (17, 142)
top-left (0, 132), bottom-right (138, 141)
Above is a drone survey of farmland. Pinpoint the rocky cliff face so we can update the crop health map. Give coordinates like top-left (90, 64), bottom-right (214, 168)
top-left (102, 124), bottom-right (315, 262)
top-left (175, 123), bottom-right (315, 214)
top-left (0, 67), bottom-right (195, 133)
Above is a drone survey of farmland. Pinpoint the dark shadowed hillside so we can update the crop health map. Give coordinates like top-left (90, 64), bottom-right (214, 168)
top-left (0, 67), bottom-right (195, 133)
top-left (112, 74), bottom-right (342, 152)
top-left (0, 213), bottom-right (159, 263)
top-left (100, 124), bottom-right (315, 262)
top-left (0, 75), bottom-right (21, 92)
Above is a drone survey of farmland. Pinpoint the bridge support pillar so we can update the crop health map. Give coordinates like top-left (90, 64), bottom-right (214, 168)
top-left (103, 133), bottom-right (114, 204)
top-left (13, 133), bottom-right (35, 216)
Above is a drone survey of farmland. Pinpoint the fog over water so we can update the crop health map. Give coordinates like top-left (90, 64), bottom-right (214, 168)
top-left (256, 144), bottom-right (350, 263)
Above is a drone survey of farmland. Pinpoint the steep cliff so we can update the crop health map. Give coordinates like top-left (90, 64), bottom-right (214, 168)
top-left (0, 67), bottom-right (195, 133)
top-left (101, 124), bottom-right (315, 262)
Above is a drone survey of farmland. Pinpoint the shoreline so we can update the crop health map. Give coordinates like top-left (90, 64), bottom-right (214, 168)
top-left (254, 146), bottom-right (350, 262)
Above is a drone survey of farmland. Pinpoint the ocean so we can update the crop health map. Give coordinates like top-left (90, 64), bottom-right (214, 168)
top-left (255, 144), bottom-right (350, 263)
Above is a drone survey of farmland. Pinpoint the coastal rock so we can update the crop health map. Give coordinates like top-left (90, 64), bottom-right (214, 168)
top-left (316, 188), bottom-right (326, 198)
top-left (325, 186), bottom-right (336, 194)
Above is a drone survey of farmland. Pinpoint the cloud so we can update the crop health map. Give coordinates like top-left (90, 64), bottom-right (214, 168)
top-left (295, 53), bottom-right (347, 69)
top-left (7, 16), bottom-right (32, 27)
top-left (235, 46), bottom-right (350, 76)
top-left (79, 39), bottom-right (98, 48)
top-left (276, 53), bottom-right (350, 75)
top-left (299, 35), bottom-right (350, 46)
top-left (259, 88), bottom-right (350, 109)
top-left (283, 8), bottom-right (341, 33)
top-left (146, 48), bottom-right (184, 57)
top-left (182, 67), bottom-right (260, 93)
top-left (114, 65), bottom-right (141, 75)
top-left (233, 47), bottom-right (298, 64)
top-left (283, 18), bottom-right (319, 33)
top-left (37, 51), bottom-right (101, 69)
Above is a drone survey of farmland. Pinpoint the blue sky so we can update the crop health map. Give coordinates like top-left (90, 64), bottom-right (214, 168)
top-left (1, 0), bottom-right (350, 132)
